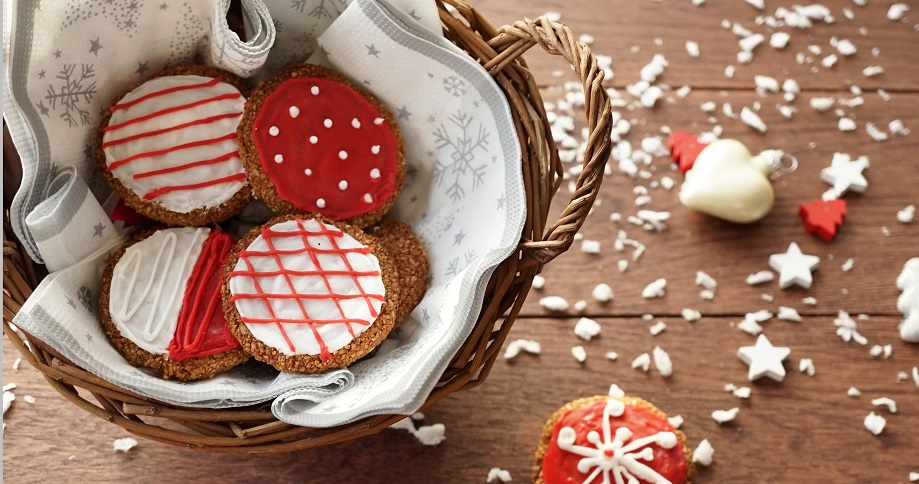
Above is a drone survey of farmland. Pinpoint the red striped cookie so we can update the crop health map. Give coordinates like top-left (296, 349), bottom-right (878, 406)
top-left (99, 227), bottom-right (249, 381)
top-left (238, 65), bottom-right (406, 228)
top-left (222, 214), bottom-right (400, 373)
top-left (97, 65), bottom-right (252, 226)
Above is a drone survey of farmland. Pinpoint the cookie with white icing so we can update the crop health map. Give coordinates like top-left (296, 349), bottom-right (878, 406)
top-left (100, 227), bottom-right (249, 381)
top-left (368, 219), bottom-right (428, 323)
top-left (98, 65), bottom-right (252, 226)
top-left (534, 394), bottom-right (694, 484)
top-left (223, 214), bottom-right (401, 373)
top-left (237, 64), bottom-right (406, 228)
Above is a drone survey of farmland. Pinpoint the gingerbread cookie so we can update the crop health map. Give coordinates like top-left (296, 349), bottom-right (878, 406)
top-left (98, 65), bottom-right (251, 226)
top-left (238, 64), bottom-right (406, 228)
top-left (534, 393), bottom-right (694, 484)
top-left (223, 214), bottom-right (401, 373)
top-left (370, 219), bottom-right (428, 323)
top-left (99, 227), bottom-right (249, 381)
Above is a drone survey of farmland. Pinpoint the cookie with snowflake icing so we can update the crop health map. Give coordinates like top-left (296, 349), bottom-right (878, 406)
top-left (238, 64), bottom-right (406, 228)
top-left (97, 65), bottom-right (251, 226)
top-left (99, 227), bottom-right (249, 381)
top-left (222, 214), bottom-right (401, 373)
top-left (534, 393), bottom-right (694, 484)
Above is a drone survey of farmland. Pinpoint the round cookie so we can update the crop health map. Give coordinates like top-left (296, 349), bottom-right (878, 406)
top-left (369, 219), bottom-right (428, 323)
top-left (99, 226), bottom-right (249, 381)
top-left (237, 64), bottom-right (406, 228)
top-left (98, 65), bottom-right (252, 226)
top-left (222, 214), bottom-right (401, 373)
top-left (534, 392), bottom-right (694, 484)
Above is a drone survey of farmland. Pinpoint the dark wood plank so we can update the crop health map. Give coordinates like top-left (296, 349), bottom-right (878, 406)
top-left (476, 0), bottom-right (919, 91)
top-left (3, 315), bottom-right (916, 482)
top-left (521, 90), bottom-right (919, 317)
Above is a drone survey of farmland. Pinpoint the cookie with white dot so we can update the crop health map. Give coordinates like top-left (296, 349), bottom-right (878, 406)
top-left (96, 65), bottom-right (252, 226)
top-left (237, 64), bottom-right (406, 228)
top-left (221, 213), bottom-right (401, 373)
top-left (369, 219), bottom-right (429, 323)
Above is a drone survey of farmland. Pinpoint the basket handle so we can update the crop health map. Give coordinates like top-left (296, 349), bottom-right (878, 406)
top-left (487, 16), bottom-right (612, 265)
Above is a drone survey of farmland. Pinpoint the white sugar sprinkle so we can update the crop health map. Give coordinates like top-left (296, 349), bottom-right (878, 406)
top-left (746, 270), bottom-right (774, 285)
top-left (486, 468), bottom-right (512, 483)
top-left (581, 240), bottom-right (601, 254)
top-left (862, 66), bottom-right (884, 77)
top-left (503, 339), bottom-right (541, 359)
top-left (304, 169), bottom-right (313, 176)
top-left (810, 97), bottom-right (835, 112)
top-left (309, 136), bottom-right (318, 144)
top-left (712, 407), bottom-right (739, 424)
top-left (324, 119), bottom-right (333, 128)
top-left (338, 150), bottom-right (348, 160)
top-left (777, 306), bottom-right (802, 322)
top-left (838, 117), bottom-right (856, 132)
top-left (649, 321), bottom-right (667, 336)
top-left (685, 41), bottom-right (700, 57)
top-left (113, 437), bottom-right (138, 453)
top-left (872, 397), bottom-right (897, 413)
top-left (274, 154), bottom-right (283, 163)
top-left (338, 180), bottom-right (348, 190)
top-left (841, 258), bottom-right (855, 271)
top-left (12, 358), bottom-right (21, 371)
top-left (370, 168), bottom-right (381, 179)
top-left (371, 145), bottom-right (381, 154)
top-left (631, 353), bottom-right (651, 372)
top-left (592, 283), bottom-right (614, 302)
top-left (847, 387), bottom-right (861, 397)
top-left (668, 415), bottom-right (684, 429)
top-left (888, 3), bottom-right (909, 21)
top-left (573, 300), bottom-right (588, 313)
top-left (374, 117), bottom-right (385, 125)
top-left (799, 358), bottom-right (816, 376)
top-left (289, 106), bottom-right (300, 118)
top-left (864, 411), bottom-right (886, 435)
top-left (693, 439), bottom-right (714, 466)
top-left (316, 198), bottom-right (326, 208)
top-left (571, 346), bottom-right (587, 363)
top-left (311, 86), bottom-right (320, 95)
top-left (574, 317), bottom-right (602, 341)
top-left (642, 278), bottom-right (667, 299)
top-left (652, 346), bottom-right (673, 377)
top-left (897, 204), bottom-right (915, 223)
top-left (268, 126), bottom-right (279, 136)
top-left (740, 107), bottom-right (767, 133)
top-left (770, 31), bottom-right (790, 49)
top-left (363, 193), bottom-right (372, 203)
top-left (681, 308), bottom-right (702, 322)
top-left (605, 351), bottom-right (619, 361)
top-left (532, 275), bottom-right (545, 289)
top-left (23, 395), bottom-right (35, 404)
top-left (802, 296), bottom-right (818, 306)
top-left (539, 296), bottom-right (569, 312)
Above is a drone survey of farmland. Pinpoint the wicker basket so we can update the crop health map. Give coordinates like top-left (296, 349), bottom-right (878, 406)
top-left (2, 0), bottom-right (611, 453)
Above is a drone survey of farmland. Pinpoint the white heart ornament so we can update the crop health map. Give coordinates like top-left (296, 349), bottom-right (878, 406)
top-left (679, 139), bottom-right (774, 223)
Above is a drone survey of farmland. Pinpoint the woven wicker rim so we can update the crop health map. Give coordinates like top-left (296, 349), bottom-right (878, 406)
top-left (2, 0), bottom-right (611, 453)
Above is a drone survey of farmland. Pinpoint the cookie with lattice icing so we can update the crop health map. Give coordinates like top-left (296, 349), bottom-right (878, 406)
top-left (222, 214), bottom-right (401, 373)
top-left (534, 394), bottom-right (694, 484)
top-left (369, 219), bottom-right (428, 323)
top-left (97, 65), bottom-right (252, 226)
top-left (237, 64), bottom-right (406, 228)
top-left (99, 227), bottom-right (249, 381)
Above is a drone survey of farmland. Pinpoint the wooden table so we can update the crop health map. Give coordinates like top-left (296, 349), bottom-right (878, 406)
top-left (4, 0), bottom-right (918, 481)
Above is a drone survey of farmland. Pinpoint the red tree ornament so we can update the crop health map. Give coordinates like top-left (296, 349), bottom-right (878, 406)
top-left (668, 131), bottom-right (709, 173)
top-left (799, 198), bottom-right (847, 241)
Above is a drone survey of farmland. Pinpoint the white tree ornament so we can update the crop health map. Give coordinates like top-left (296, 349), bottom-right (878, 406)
top-left (557, 399), bottom-right (678, 484)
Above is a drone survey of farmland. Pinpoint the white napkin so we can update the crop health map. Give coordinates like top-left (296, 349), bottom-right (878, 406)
top-left (8, 0), bottom-right (525, 427)
top-left (4, 0), bottom-right (275, 264)
top-left (24, 167), bottom-right (119, 272)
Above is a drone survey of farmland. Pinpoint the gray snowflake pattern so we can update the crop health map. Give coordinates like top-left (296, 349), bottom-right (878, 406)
top-left (77, 286), bottom-right (95, 313)
top-left (61, 0), bottom-right (143, 38)
top-left (291, 0), bottom-right (337, 18)
top-left (432, 110), bottom-right (489, 202)
top-left (44, 64), bottom-right (97, 128)
top-left (442, 75), bottom-right (467, 97)
top-left (445, 250), bottom-right (477, 277)
top-left (165, 3), bottom-right (205, 67)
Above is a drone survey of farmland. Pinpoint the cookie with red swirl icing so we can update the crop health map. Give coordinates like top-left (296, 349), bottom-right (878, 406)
top-left (534, 394), bottom-right (694, 484)
top-left (97, 65), bottom-right (252, 226)
top-left (99, 226), bottom-right (249, 381)
top-left (237, 64), bottom-right (406, 228)
top-left (222, 214), bottom-right (401, 373)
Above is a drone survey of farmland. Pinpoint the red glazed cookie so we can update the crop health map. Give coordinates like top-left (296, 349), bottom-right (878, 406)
top-left (97, 65), bottom-right (252, 226)
top-left (99, 227), bottom-right (249, 381)
top-left (534, 393), bottom-right (694, 484)
top-left (238, 64), bottom-right (406, 228)
top-left (222, 214), bottom-right (401, 373)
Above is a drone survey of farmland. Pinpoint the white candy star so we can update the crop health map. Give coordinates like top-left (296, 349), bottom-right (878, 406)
top-left (737, 334), bottom-right (791, 382)
top-left (769, 242), bottom-right (820, 289)
top-left (820, 153), bottom-right (869, 198)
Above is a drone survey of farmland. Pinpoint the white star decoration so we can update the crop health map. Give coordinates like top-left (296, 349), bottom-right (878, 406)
top-left (768, 242), bottom-right (820, 289)
top-left (820, 153), bottom-right (869, 198)
top-left (557, 398), bottom-right (678, 484)
top-left (737, 334), bottom-right (791, 382)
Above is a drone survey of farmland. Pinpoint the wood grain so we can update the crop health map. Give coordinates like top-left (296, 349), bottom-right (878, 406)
top-left (4, 0), bottom-right (919, 482)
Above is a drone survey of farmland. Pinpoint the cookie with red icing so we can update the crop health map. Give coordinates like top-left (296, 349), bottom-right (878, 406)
top-left (97, 65), bottom-right (252, 226)
top-left (534, 393), bottom-right (694, 484)
top-left (222, 214), bottom-right (401, 373)
top-left (99, 227), bottom-right (249, 381)
top-left (238, 64), bottom-right (406, 228)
